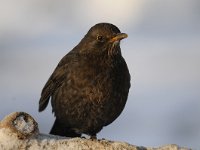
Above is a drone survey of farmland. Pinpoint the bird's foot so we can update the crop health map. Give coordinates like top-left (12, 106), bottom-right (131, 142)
top-left (81, 135), bottom-right (86, 139)
top-left (90, 135), bottom-right (97, 140)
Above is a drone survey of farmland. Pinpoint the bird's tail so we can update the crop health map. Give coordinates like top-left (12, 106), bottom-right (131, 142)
top-left (50, 119), bottom-right (81, 137)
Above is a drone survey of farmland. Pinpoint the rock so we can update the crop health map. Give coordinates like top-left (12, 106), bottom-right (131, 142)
top-left (0, 112), bottom-right (191, 150)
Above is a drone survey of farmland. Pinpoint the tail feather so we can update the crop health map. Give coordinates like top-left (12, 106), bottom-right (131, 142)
top-left (50, 119), bottom-right (81, 137)
top-left (39, 96), bottom-right (50, 112)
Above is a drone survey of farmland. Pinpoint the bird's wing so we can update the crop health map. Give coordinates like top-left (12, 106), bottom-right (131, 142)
top-left (38, 64), bottom-right (65, 112)
top-left (38, 51), bottom-right (77, 112)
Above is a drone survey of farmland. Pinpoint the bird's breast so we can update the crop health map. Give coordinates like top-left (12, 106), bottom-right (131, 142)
top-left (53, 55), bottom-right (130, 131)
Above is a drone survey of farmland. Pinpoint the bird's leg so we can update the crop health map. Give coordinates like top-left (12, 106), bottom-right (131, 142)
top-left (90, 134), bottom-right (97, 140)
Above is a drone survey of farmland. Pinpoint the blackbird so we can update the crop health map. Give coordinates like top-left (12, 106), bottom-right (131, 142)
top-left (39, 23), bottom-right (130, 138)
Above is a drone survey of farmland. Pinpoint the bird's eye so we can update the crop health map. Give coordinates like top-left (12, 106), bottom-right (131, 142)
top-left (96, 35), bottom-right (104, 42)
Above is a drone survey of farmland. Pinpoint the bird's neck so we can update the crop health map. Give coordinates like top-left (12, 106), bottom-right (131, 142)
top-left (79, 50), bottom-right (121, 61)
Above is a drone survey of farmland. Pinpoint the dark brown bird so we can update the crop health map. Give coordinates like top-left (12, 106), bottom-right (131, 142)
top-left (39, 23), bottom-right (130, 138)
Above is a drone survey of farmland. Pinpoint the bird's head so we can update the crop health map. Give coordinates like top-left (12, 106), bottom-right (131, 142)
top-left (78, 23), bottom-right (128, 56)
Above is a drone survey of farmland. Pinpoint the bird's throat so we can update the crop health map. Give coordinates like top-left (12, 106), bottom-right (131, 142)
top-left (108, 43), bottom-right (121, 56)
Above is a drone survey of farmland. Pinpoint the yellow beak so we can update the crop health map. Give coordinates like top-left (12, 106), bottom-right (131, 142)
top-left (110, 33), bottom-right (128, 43)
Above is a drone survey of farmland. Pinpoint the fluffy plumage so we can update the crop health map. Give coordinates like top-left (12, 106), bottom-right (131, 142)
top-left (39, 23), bottom-right (131, 138)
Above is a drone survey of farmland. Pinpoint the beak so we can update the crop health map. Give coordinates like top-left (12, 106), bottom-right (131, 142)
top-left (110, 33), bottom-right (128, 43)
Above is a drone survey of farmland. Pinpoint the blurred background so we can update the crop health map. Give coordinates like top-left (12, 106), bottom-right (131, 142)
top-left (0, 0), bottom-right (200, 149)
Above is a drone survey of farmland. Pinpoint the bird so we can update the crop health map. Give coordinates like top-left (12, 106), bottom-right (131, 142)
top-left (39, 23), bottom-right (131, 139)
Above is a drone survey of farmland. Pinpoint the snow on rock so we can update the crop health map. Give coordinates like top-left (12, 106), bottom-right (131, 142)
top-left (13, 114), bottom-right (35, 134)
top-left (0, 112), bottom-right (39, 140)
top-left (0, 112), bottom-right (191, 150)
